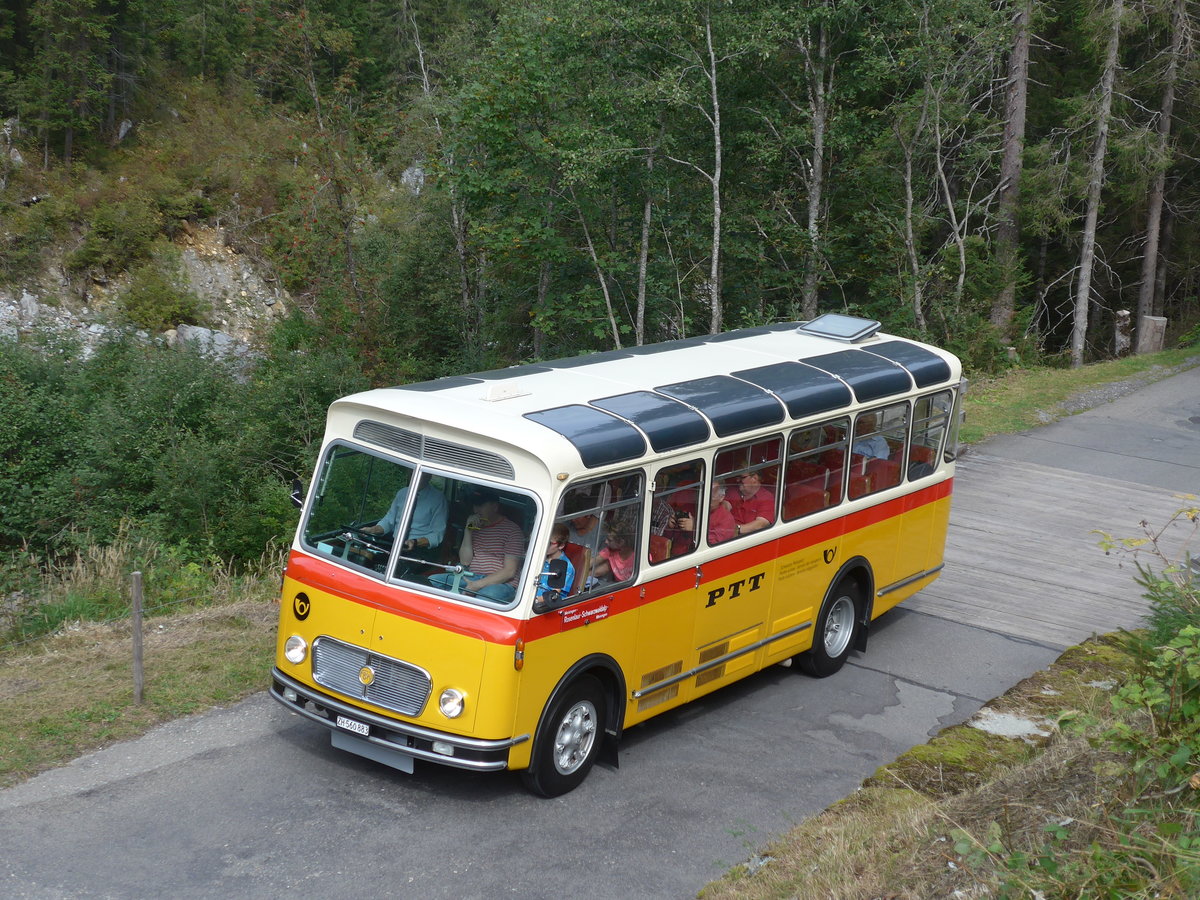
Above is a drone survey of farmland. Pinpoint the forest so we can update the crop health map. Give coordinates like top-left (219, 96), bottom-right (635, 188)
top-left (2, 0), bottom-right (1199, 575)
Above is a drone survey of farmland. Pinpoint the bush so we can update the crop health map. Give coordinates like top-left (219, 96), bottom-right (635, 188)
top-left (67, 197), bottom-right (161, 273)
top-left (119, 247), bottom-right (207, 331)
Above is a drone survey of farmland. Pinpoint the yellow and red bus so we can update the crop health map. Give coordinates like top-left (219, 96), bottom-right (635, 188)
top-left (271, 314), bottom-right (964, 796)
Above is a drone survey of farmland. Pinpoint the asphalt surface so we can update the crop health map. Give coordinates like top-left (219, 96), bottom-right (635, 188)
top-left (3, 362), bottom-right (1198, 899)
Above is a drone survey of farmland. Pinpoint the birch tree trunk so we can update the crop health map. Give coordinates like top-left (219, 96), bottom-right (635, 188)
top-left (1134, 0), bottom-right (1184, 354)
top-left (572, 188), bottom-right (623, 349)
top-left (990, 0), bottom-right (1031, 338)
top-left (635, 148), bottom-right (655, 346)
top-left (704, 13), bottom-right (723, 334)
top-left (798, 21), bottom-right (829, 320)
top-left (1070, 0), bottom-right (1123, 368)
top-left (894, 95), bottom-right (930, 332)
top-left (413, 13), bottom-right (478, 343)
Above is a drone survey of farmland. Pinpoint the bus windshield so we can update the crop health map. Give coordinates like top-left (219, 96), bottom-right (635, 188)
top-left (301, 444), bottom-right (537, 606)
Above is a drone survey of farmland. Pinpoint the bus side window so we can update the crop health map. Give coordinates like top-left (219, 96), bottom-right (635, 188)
top-left (909, 390), bottom-right (953, 480)
top-left (557, 471), bottom-right (645, 593)
top-left (714, 436), bottom-right (782, 539)
top-left (783, 419), bottom-right (848, 521)
top-left (649, 459), bottom-right (705, 565)
top-left (849, 403), bottom-right (909, 499)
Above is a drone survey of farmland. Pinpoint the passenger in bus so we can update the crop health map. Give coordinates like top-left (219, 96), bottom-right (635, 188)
top-left (676, 481), bottom-right (737, 545)
top-left (724, 471), bottom-right (775, 537)
top-left (363, 479), bottom-right (449, 558)
top-left (853, 414), bottom-right (891, 460)
top-left (432, 489), bottom-right (525, 601)
top-left (567, 512), bottom-right (605, 553)
top-left (537, 523), bottom-right (576, 599)
top-left (591, 528), bottom-right (635, 584)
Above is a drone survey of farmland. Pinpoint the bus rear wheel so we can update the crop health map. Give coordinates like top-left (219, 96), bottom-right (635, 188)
top-left (522, 675), bottom-right (606, 797)
top-left (797, 581), bottom-right (861, 678)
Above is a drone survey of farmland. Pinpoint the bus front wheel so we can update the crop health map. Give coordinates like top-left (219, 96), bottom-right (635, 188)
top-left (797, 581), bottom-right (862, 678)
top-left (522, 675), bottom-right (607, 797)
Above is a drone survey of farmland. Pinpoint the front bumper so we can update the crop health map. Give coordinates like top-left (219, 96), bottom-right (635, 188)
top-left (271, 668), bottom-right (528, 772)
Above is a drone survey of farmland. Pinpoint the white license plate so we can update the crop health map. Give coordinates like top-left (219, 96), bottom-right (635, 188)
top-left (335, 715), bottom-right (370, 737)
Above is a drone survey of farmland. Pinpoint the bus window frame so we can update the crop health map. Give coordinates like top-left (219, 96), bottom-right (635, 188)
top-left (848, 402), bottom-right (910, 500)
top-left (299, 441), bottom-right (416, 580)
top-left (552, 469), bottom-right (647, 603)
top-left (907, 388), bottom-right (955, 481)
top-left (713, 435), bottom-right (783, 543)
top-left (299, 439), bottom-right (544, 612)
top-left (781, 416), bottom-right (850, 523)
top-left (648, 458), bottom-right (706, 566)
top-left (408, 473), bottom-right (542, 611)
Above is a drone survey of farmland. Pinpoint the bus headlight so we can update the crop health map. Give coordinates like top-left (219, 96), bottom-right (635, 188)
top-left (284, 635), bottom-right (308, 664)
top-left (438, 688), bottom-right (466, 719)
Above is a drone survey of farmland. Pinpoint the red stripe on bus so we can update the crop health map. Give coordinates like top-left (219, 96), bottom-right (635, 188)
top-left (284, 551), bottom-right (523, 643)
top-left (284, 476), bottom-right (953, 647)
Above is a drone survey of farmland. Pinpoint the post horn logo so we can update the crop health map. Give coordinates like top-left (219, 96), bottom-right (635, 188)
top-left (823, 548), bottom-right (837, 565)
top-left (293, 592), bottom-right (311, 621)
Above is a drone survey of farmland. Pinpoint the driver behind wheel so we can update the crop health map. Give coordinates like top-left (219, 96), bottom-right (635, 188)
top-left (363, 476), bottom-right (449, 559)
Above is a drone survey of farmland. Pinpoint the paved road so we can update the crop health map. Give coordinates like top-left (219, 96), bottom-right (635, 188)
top-left (3, 365), bottom-right (1198, 899)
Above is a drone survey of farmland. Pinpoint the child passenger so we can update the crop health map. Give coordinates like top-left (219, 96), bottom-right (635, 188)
top-left (537, 522), bottom-right (576, 599)
top-left (592, 528), bottom-right (635, 583)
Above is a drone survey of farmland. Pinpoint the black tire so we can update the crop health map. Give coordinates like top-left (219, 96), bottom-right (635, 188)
top-left (522, 675), bottom-right (606, 798)
top-left (797, 580), bottom-right (862, 678)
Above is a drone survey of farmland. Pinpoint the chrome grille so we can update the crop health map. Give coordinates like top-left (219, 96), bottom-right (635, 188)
top-left (311, 636), bottom-right (432, 717)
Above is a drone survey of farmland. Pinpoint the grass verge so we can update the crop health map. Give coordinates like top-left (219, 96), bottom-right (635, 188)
top-left (699, 633), bottom-right (1200, 898)
top-left (961, 348), bottom-right (1200, 443)
top-left (0, 595), bottom-right (278, 790)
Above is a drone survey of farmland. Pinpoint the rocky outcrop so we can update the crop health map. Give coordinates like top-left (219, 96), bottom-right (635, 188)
top-left (0, 225), bottom-right (288, 360)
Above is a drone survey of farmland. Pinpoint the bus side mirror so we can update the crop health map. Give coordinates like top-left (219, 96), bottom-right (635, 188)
top-left (546, 557), bottom-right (569, 590)
top-left (290, 479), bottom-right (305, 509)
top-left (533, 559), bottom-right (571, 615)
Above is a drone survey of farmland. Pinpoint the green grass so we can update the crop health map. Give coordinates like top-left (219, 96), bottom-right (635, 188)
top-left (961, 348), bottom-right (1200, 443)
top-left (0, 600), bottom-right (277, 788)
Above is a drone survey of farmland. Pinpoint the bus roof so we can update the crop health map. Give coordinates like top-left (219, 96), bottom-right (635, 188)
top-left (329, 318), bottom-right (961, 477)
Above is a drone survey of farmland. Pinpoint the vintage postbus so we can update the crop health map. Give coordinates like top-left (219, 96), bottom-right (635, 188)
top-left (271, 314), bottom-right (965, 796)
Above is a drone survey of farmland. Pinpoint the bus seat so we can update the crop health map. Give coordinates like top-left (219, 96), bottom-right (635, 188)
top-left (784, 480), bottom-right (827, 519)
top-left (848, 470), bottom-right (871, 500)
top-left (824, 466), bottom-right (844, 500)
top-left (786, 460), bottom-right (822, 482)
top-left (910, 445), bottom-right (935, 466)
top-left (562, 542), bottom-right (590, 595)
top-left (820, 448), bottom-right (846, 469)
top-left (867, 458), bottom-right (901, 491)
top-left (649, 534), bottom-right (672, 563)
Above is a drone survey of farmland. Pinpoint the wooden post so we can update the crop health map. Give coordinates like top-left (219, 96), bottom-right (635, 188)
top-left (131, 571), bottom-right (144, 704)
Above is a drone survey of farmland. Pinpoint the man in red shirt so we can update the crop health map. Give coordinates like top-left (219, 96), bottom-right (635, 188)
top-left (725, 472), bottom-right (775, 538)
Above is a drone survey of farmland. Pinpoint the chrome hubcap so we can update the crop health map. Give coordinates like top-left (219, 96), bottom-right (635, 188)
top-left (552, 699), bottom-right (598, 775)
top-left (823, 595), bottom-right (855, 658)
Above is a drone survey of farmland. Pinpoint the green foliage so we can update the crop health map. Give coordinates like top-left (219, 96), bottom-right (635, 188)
top-left (0, 192), bottom-right (73, 284)
top-left (119, 246), bottom-right (207, 331)
top-left (67, 197), bottom-right (162, 273)
top-left (0, 323), bottom-right (366, 568)
top-left (1109, 624), bottom-right (1200, 778)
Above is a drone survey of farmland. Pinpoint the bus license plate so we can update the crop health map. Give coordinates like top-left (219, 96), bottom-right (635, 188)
top-left (335, 715), bottom-right (369, 737)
